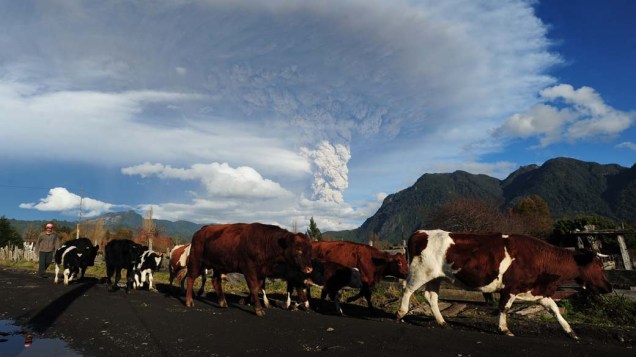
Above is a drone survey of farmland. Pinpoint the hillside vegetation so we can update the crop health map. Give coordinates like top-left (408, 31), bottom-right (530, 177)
top-left (327, 157), bottom-right (636, 243)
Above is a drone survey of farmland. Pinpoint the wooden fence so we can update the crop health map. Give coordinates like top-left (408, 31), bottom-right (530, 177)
top-left (0, 245), bottom-right (38, 262)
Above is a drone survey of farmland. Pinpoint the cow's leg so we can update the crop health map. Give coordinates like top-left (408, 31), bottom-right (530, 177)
top-left (106, 266), bottom-right (116, 291)
top-left (302, 285), bottom-right (311, 310)
top-left (196, 270), bottom-right (206, 297)
top-left (361, 285), bottom-right (375, 315)
top-left (330, 289), bottom-right (344, 316)
top-left (79, 266), bottom-right (87, 280)
top-left (539, 297), bottom-right (578, 340)
top-left (148, 272), bottom-right (156, 291)
top-left (63, 267), bottom-right (71, 285)
top-left (498, 293), bottom-right (517, 336)
top-left (111, 268), bottom-right (122, 291)
top-left (54, 264), bottom-right (60, 284)
top-left (260, 279), bottom-right (270, 309)
top-left (169, 266), bottom-right (175, 288)
top-left (211, 273), bottom-right (228, 308)
top-left (396, 259), bottom-right (433, 320)
top-left (245, 275), bottom-right (265, 317)
top-left (423, 279), bottom-right (446, 327)
top-left (298, 284), bottom-right (310, 310)
top-left (125, 268), bottom-right (134, 293)
top-left (346, 288), bottom-right (364, 303)
top-left (186, 258), bottom-right (203, 307)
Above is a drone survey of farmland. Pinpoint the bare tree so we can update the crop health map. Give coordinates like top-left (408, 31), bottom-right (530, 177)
top-left (429, 198), bottom-right (503, 232)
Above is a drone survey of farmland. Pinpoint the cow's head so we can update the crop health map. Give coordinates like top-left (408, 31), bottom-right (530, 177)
top-left (131, 244), bottom-right (147, 265)
top-left (86, 245), bottom-right (99, 267)
top-left (391, 253), bottom-right (409, 279)
top-left (280, 233), bottom-right (313, 274)
top-left (374, 253), bottom-right (409, 279)
top-left (139, 250), bottom-right (164, 271)
top-left (574, 250), bottom-right (612, 294)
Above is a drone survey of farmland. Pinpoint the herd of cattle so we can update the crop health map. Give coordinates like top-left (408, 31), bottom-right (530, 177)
top-left (51, 223), bottom-right (613, 340)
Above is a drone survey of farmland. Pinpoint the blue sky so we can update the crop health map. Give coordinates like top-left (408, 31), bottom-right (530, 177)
top-left (1, 0), bottom-right (634, 232)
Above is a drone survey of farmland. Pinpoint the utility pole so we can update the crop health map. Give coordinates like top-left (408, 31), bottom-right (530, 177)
top-left (77, 191), bottom-right (84, 239)
top-left (144, 207), bottom-right (155, 251)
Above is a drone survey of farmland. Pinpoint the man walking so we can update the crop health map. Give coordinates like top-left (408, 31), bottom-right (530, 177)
top-left (35, 223), bottom-right (60, 278)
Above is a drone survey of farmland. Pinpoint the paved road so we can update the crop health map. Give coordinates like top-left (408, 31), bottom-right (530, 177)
top-left (0, 268), bottom-right (634, 357)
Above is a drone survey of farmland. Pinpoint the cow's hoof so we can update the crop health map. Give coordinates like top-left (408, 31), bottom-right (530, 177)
top-left (567, 331), bottom-right (579, 340)
top-left (395, 311), bottom-right (406, 321)
top-left (255, 308), bottom-right (265, 317)
top-left (502, 330), bottom-right (514, 337)
top-left (218, 300), bottom-right (228, 308)
top-left (185, 300), bottom-right (194, 308)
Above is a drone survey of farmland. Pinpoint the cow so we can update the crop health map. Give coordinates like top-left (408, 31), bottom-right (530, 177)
top-left (395, 230), bottom-right (613, 339)
top-left (259, 259), bottom-right (361, 313)
top-left (132, 249), bottom-right (163, 291)
top-left (104, 239), bottom-right (146, 292)
top-left (53, 237), bottom-right (99, 285)
top-left (168, 244), bottom-right (208, 296)
top-left (185, 223), bottom-right (313, 317)
top-left (311, 240), bottom-right (409, 315)
top-left (306, 260), bottom-right (363, 315)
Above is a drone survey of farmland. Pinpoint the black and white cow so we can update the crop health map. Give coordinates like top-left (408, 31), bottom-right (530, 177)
top-left (104, 239), bottom-right (146, 292)
top-left (54, 237), bottom-right (99, 285)
top-left (132, 249), bottom-right (163, 291)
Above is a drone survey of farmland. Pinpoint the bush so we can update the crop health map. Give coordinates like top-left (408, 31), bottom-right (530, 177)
top-left (567, 292), bottom-right (636, 326)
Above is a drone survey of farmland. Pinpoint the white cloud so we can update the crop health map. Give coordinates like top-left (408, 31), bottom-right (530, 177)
top-left (495, 84), bottom-right (634, 146)
top-left (616, 142), bottom-right (636, 151)
top-left (19, 187), bottom-right (115, 217)
top-left (375, 192), bottom-right (388, 202)
top-left (122, 162), bottom-right (291, 199)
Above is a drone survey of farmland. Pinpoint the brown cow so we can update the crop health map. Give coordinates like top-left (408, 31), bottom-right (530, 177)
top-left (264, 259), bottom-right (362, 313)
top-left (185, 223), bottom-right (313, 316)
top-left (395, 229), bottom-right (613, 339)
top-left (311, 241), bottom-right (409, 315)
top-left (168, 243), bottom-right (207, 296)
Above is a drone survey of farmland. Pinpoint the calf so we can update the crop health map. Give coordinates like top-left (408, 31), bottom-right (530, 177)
top-left (54, 237), bottom-right (99, 285)
top-left (395, 230), bottom-right (613, 339)
top-left (186, 223), bottom-right (313, 317)
top-left (132, 249), bottom-right (163, 291)
top-left (263, 260), bottom-right (361, 314)
top-left (104, 239), bottom-right (146, 292)
top-left (168, 244), bottom-right (207, 296)
top-left (311, 241), bottom-right (408, 315)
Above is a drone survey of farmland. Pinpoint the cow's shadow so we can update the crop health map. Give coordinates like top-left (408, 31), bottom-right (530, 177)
top-left (19, 280), bottom-right (97, 334)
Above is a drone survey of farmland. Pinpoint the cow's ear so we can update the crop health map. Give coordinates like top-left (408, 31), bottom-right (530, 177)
top-left (574, 250), bottom-right (594, 266)
top-left (372, 257), bottom-right (387, 266)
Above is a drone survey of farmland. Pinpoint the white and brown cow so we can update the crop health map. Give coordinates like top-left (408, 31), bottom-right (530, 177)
top-left (168, 243), bottom-right (208, 296)
top-left (395, 229), bottom-right (612, 339)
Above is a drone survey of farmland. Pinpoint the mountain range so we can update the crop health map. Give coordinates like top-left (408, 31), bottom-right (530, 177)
top-left (326, 157), bottom-right (636, 243)
top-left (8, 157), bottom-right (635, 245)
